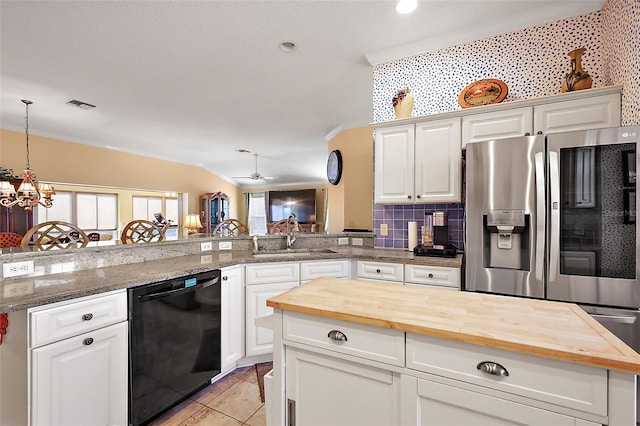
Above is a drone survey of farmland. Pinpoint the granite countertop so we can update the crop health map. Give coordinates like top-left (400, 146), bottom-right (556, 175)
top-left (267, 277), bottom-right (640, 374)
top-left (0, 246), bottom-right (462, 313)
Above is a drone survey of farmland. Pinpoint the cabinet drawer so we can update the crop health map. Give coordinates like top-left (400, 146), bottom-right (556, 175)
top-left (246, 263), bottom-right (300, 285)
top-left (283, 311), bottom-right (405, 367)
top-left (356, 261), bottom-right (403, 282)
top-left (406, 334), bottom-right (607, 417)
top-left (30, 291), bottom-right (127, 348)
top-left (300, 260), bottom-right (350, 281)
top-left (404, 264), bottom-right (460, 288)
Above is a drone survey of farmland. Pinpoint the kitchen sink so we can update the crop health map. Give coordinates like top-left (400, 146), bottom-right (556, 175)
top-left (252, 248), bottom-right (338, 258)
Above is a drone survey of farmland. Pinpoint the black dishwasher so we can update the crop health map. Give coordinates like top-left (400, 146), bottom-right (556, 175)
top-left (128, 270), bottom-right (221, 426)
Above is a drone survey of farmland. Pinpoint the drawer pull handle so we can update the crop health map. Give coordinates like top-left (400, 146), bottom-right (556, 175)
top-left (477, 361), bottom-right (509, 377)
top-left (428, 273), bottom-right (434, 278)
top-left (82, 313), bottom-right (93, 321)
top-left (222, 276), bottom-right (228, 281)
top-left (376, 269), bottom-right (381, 273)
top-left (83, 337), bottom-right (94, 346)
top-left (327, 330), bottom-right (348, 342)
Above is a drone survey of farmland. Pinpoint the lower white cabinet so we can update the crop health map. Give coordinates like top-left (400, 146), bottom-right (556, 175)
top-left (356, 260), bottom-right (404, 284)
top-left (31, 321), bottom-right (128, 426)
top-left (285, 347), bottom-right (402, 426)
top-left (29, 290), bottom-right (128, 426)
top-left (404, 264), bottom-right (460, 289)
top-left (221, 265), bottom-right (244, 371)
top-left (273, 311), bottom-right (615, 426)
top-left (245, 263), bottom-right (300, 357)
top-left (401, 375), bottom-right (600, 426)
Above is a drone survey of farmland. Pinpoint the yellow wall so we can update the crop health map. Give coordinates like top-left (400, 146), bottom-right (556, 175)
top-left (327, 126), bottom-right (374, 232)
top-left (0, 128), bottom-right (242, 221)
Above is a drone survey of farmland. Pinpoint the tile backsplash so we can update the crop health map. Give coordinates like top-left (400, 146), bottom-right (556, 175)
top-left (373, 203), bottom-right (464, 250)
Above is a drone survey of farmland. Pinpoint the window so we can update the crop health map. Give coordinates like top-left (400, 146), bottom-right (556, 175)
top-left (132, 196), bottom-right (178, 223)
top-left (248, 192), bottom-right (267, 235)
top-left (37, 191), bottom-right (118, 234)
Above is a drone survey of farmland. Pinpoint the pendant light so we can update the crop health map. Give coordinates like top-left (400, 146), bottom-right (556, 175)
top-left (0, 100), bottom-right (55, 211)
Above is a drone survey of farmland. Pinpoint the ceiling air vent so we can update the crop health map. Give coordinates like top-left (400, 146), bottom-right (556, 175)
top-left (65, 99), bottom-right (96, 110)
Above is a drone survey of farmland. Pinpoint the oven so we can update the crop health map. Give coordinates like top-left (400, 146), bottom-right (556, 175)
top-left (128, 270), bottom-right (221, 425)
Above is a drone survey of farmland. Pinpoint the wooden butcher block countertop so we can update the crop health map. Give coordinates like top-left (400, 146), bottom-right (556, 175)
top-left (267, 278), bottom-right (640, 374)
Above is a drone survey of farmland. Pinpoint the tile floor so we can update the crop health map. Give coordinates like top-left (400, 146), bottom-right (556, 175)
top-left (149, 365), bottom-right (266, 426)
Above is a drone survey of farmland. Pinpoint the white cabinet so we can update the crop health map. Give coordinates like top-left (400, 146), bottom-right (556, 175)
top-left (220, 265), bottom-right (244, 372)
top-left (462, 91), bottom-right (621, 148)
top-left (356, 260), bottom-right (404, 284)
top-left (286, 347), bottom-right (402, 426)
top-left (462, 107), bottom-right (532, 147)
top-left (374, 118), bottom-right (461, 204)
top-left (533, 93), bottom-right (620, 135)
top-left (29, 290), bottom-right (128, 426)
top-left (245, 263), bottom-right (300, 357)
top-left (283, 311), bottom-right (404, 426)
top-left (31, 322), bottom-right (128, 426)
top-left (404, 264), bottom-right (460, 289)
top-left (300, 259), bottom-right (350, 283)
top-left (401, 375), bottom-right (599, 426)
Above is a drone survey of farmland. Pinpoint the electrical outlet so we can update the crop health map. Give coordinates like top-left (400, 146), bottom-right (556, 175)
top-left (338, 237), bottom-right (349, 245)
top-left (218, 241), bottom-right (232, 250)
top-left (380, 223), bottom-right (389, 236)
top-left (3, 260), bottom-right (35, 278)
top-left (352, 238), bottom-right (363, 246)
top-left (200, 241), bottom-right (212, 251)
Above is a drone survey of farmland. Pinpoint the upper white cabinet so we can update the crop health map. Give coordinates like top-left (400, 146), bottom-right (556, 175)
top-left (462, 107), bottom-right (533, 147)
top-left (462, 89), bottom-right (621, 148)
top-left (375, 118), bottom-right (461, 204)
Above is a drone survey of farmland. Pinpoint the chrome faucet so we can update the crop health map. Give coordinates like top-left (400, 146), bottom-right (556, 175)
top-left (286, 213), bottom-right (298, 249)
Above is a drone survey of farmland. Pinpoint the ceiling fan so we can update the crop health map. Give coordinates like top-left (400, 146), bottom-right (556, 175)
top-left (233, 153), bottom-right (274, 181)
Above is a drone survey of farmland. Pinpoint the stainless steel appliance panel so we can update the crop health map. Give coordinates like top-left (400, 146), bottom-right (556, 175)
top-left (546, 127), bottom-right (640, 308)
top-left (465, 135), bottom-right (545, 298)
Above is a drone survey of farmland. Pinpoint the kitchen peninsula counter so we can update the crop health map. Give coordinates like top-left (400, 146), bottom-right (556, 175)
top-left (267, 277), bottom-right (640, 373)
top-left (0, 246), bottom-right (462, 313)
top-left (266, 278), bottom-right (640, 425)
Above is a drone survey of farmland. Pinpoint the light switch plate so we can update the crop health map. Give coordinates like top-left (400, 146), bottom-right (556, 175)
top-left (200, 241), bottom-right (212, 251)
top-left (218, 241), bottom-right (233, 250)
top-left (352, 238), bottom-right (363, 246)
top-left (3, 260), bottom-right (35, 278)
top-left (338, 237), bottom-right (349, 245)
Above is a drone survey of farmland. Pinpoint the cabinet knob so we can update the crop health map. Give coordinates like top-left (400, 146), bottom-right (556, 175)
top-left (82, 313), bottom-right (93, 321)
top-left (525, 132), bottom-right (531, 136)
top-left (327, 330), bottom-right (348, 342)
top-left (477, 361), bottom-right (509, 377)
top-left (537, 131), bottom-right (543, 135)
top-left (416, 195), bottom-right (421, 199)
top-left (407, 195), bottom-right (412, 199)
top-left (83, 337), bottom-right (94, 346)
top-left (376, 269), bottom-right (381, 273)
top-left (428, 273), bottom-right (434, 278)
top-left (222, 276), bottom-right (228, 281)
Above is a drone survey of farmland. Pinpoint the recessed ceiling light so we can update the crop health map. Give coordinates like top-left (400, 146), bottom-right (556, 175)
top-left (236, 149), bottom-right (251, 153)
top-left (279, 41), bottom-right (296, 53)
top-left (396, 0), bottom-right (417, 14)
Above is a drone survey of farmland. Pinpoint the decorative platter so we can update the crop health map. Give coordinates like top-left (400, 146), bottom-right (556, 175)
top-left (458, 78), bottom-right (508, 108)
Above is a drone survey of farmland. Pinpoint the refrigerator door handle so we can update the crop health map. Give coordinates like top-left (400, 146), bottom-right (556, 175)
top-left (548, 151), bottom-right (560, 282)
top-left (534, 152), bottom-right (545, 282)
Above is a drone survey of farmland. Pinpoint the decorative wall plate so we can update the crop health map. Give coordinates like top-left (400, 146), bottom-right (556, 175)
top-left (458, 78), bottom-right (508, 108)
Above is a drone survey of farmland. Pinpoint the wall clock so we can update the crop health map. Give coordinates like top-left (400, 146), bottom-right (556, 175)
top-left (327, 150), bottom-right (343, 185)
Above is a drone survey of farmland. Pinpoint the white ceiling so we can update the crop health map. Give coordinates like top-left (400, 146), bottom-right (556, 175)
top-left (0, 0), bottom-right (602, 188)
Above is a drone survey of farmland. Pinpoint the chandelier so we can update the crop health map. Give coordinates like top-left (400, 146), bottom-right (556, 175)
top-left (0, 100), bottom-right (55, 211)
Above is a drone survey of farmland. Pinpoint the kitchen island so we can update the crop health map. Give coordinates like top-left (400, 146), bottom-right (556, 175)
top-left (266, 278), bottom-right (640, 426)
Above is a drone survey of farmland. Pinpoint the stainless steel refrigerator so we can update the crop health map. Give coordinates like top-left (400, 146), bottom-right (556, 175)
top-left (465, 126), bottom-right (640, 420)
